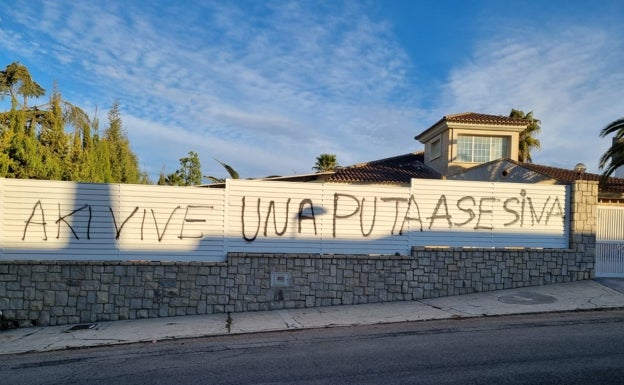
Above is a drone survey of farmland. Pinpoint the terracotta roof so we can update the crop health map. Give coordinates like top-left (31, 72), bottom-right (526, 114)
top-left (443, 112), bottom-right (530, 126)
top-left (416, 112), bottom-right (530, 142)
top-left (326, 152), bottom-right (441, 185)
top-left (520, 163), bottom-right (624, 193)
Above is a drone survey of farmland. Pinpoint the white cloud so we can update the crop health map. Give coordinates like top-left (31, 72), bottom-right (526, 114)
top-left (440, 25), bottom-right (624, 173)
top-left (4, 0), bottom-right (621, 182)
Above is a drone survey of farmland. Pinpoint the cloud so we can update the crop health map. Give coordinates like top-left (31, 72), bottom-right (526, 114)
top-left (1, 1), bottom-right (425, 179)
top-left (5, 0), bottom-right (621, 182)
top-left (439, 24), bottom-right (624, 172)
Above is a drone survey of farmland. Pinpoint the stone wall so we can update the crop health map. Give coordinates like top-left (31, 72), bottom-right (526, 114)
top-left (0, 247), bottom-right (591, 327)
top-left (0, 261), bottom-right (228, 326)
top-left (0, 181), bottom-right (598, 327)
top-left (570, 180), bottom-right (598, 255)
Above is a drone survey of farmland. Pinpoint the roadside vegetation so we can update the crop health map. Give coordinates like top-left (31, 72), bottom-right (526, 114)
top-left (0, 62), bottom-right (148, 183)
top-left (10, 61), bottom-right (609, 187)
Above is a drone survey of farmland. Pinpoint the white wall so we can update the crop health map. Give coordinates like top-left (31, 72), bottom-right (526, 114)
top-left (0, 178), bottom-right (570, 261)
top-left (2, 179), bottom-right (225, 261)
top-left (409, 179), bottom-right (569, 248)
top-left (226, 180), bottom-right (413, 255)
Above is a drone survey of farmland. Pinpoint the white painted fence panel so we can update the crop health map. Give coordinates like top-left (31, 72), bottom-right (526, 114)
top-left (319, 184), bottom-right (411, 255)
top-left (2, 180), bottom-right (118, 258)
top-left (1, 179), bottom-right (225, 261)
top-left (0, 178), bottom-right (570, 261)
top-left (596, 206), bottom-right (624, 277)
top-left (115, 184), bottom-right (225, 260)
top-left (409, 180), bottom-right (569, 248)
top-left (226, 179), bottom-right (569, 254)
top-left (226, 180), bottom-right (412, 255)
top-left (226, 180), bottom-right (326, 254)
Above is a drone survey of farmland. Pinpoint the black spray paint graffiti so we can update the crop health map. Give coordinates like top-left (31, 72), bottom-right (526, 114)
top-left (240, 189), bottom-right (565, 241)
top-left (241, 197), bottom-right (318, 241)
top-left (22, 201), bottom-right (214, 242)
top-left (20, 188), bottom-right (565, 243)
top-left (332, 194), bottom-right (377, 237)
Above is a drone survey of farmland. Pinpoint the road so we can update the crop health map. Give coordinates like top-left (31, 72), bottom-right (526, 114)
top-left (2, 310), bottom-right (624, 385)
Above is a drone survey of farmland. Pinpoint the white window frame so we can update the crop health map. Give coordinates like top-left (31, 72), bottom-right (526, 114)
top-left (457, 135), bottom-right (510, 163)
top-left (430, 137), bottom-right (441, 160)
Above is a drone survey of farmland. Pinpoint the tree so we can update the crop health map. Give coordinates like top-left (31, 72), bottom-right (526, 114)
top-left (159, 151), bottom-right (203, 186)
top-left (0, 62), bottom-right (46, 178)
top-left (0, 62), bottom-right (45, 109)
top-left (158, 171), bottom-right (184, 186)
top-left (5, 106), bottom-right (46, 179)
top-left (313, 153), bottom-right (338, 172)
top-left (157, 168), bottom-right (167, 185)
top-left (83, 110), bottom-right (112, 183)
top-left (599, 116), bottom-right (624, 182)
top-left (38, 87), bottom-right (68, 179)
top-left (103, 101), bottom-right (141, 183)
top-left (205, 159), bottom-right (239, 184)
top-left (176, 151), bottom-right (203, 186)
top-left (509, 109), bottom-right (541, 163)
top-left (0, 62), bottom-right (148, 184)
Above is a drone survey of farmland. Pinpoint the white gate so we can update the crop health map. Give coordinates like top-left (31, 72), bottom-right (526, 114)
top-left (596, 206), bottom-right (624, 277)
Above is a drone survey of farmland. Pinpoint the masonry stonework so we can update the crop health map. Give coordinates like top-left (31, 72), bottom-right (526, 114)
top-left (0, 181), bottom-right (597, 327)
top-left (570, 180), bottom-right (598, 255)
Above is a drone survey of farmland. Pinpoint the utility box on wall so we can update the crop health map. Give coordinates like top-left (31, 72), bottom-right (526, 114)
top-left (270, 272), bottom-right (292, 302)
top-left (271, 272), bottom-right (292, 287)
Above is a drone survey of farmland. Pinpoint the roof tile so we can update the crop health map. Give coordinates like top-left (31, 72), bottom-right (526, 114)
top-left (327, 152), bottom-right (441, 185)
top-left (520, 163), bottom-right (624, 193)
top-left (444, 112), bottom-right (529, 126)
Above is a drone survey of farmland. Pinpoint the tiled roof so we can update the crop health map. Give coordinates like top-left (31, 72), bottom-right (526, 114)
top-left (416, 112), bottom-right (529, 142)
top-left (326, 152), bottom-right (441, 185)
top-left (327, 152), bottom-right (624, 194)
top-left (443, 112), bottom-right (530, 126)
top-left (521, 163), bottom-right (624, 193)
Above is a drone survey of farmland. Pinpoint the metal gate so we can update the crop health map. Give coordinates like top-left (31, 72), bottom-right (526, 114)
top-left (596, 206), bottom-right (624, 277)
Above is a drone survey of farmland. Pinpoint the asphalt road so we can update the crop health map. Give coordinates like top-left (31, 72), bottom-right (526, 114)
top-left (2, 310), bottom-right (624, 385)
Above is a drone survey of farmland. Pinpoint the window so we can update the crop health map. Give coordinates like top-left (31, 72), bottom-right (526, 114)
top-left (457, 135), bottom-right (510, 163)
top-left (430, 137), bottom-right (441, 159)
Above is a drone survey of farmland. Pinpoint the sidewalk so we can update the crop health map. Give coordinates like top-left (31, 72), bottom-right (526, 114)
top-left (2, 279), bottom-right (624, 356)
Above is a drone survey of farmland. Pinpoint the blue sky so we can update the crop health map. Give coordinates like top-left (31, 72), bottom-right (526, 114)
top-left (1, 0), bottom-right (623, 181)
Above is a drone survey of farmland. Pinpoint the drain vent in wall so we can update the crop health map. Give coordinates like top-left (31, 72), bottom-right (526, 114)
top-left (65, 323), bottom-right (98, 332)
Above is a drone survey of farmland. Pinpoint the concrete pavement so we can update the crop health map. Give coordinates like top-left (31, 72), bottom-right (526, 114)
top-left (2, 279), bottom-right (624, 356)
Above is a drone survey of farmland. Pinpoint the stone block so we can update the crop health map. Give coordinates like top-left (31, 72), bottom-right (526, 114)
top-left (96, 291), bottom-right (108, 304)
top-left (130, 298), bottom-right (143, 309)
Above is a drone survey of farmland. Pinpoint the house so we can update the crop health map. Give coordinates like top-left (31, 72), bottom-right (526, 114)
top-left (414, 112), bottom-right (529, 176)
top-left (324, 112), bottom-right (624, 204)
top-left (324, 152), bottom-right (440, 186)
top-left (207, 111), bottom-right (624, 202)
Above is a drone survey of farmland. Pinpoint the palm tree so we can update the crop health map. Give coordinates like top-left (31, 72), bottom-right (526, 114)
top-left (205, 158), bottom-right (240, 183)
top-left (313, 153), bottom-right (338, 172)
top-left (599, 116), bottom-right (624, 182)
top-left (509, 109), bottom-right (541, 163)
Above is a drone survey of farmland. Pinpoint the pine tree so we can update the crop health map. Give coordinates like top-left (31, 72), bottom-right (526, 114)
top-left (1, 62), bottom-right (46, 178)
top-left (66, 124), bottom-right (84, 181)
top-left (0, 62), bottom-right (148, 184)
top-left (38, 87), bottom-right (68, 180)
top-left (0, 62), bottom-right (45, 109)
top-left (84, 111), bottom-right (106, 182)
top-left (95, 137), bottom-right (113, 183)
top-left (103, 101), bottom-right (141, 183)
top-left (6, 105), bottom-right (48, 179)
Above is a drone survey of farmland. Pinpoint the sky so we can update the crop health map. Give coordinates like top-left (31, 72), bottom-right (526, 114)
top-left (1, 0), bottom-right (623, 181)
